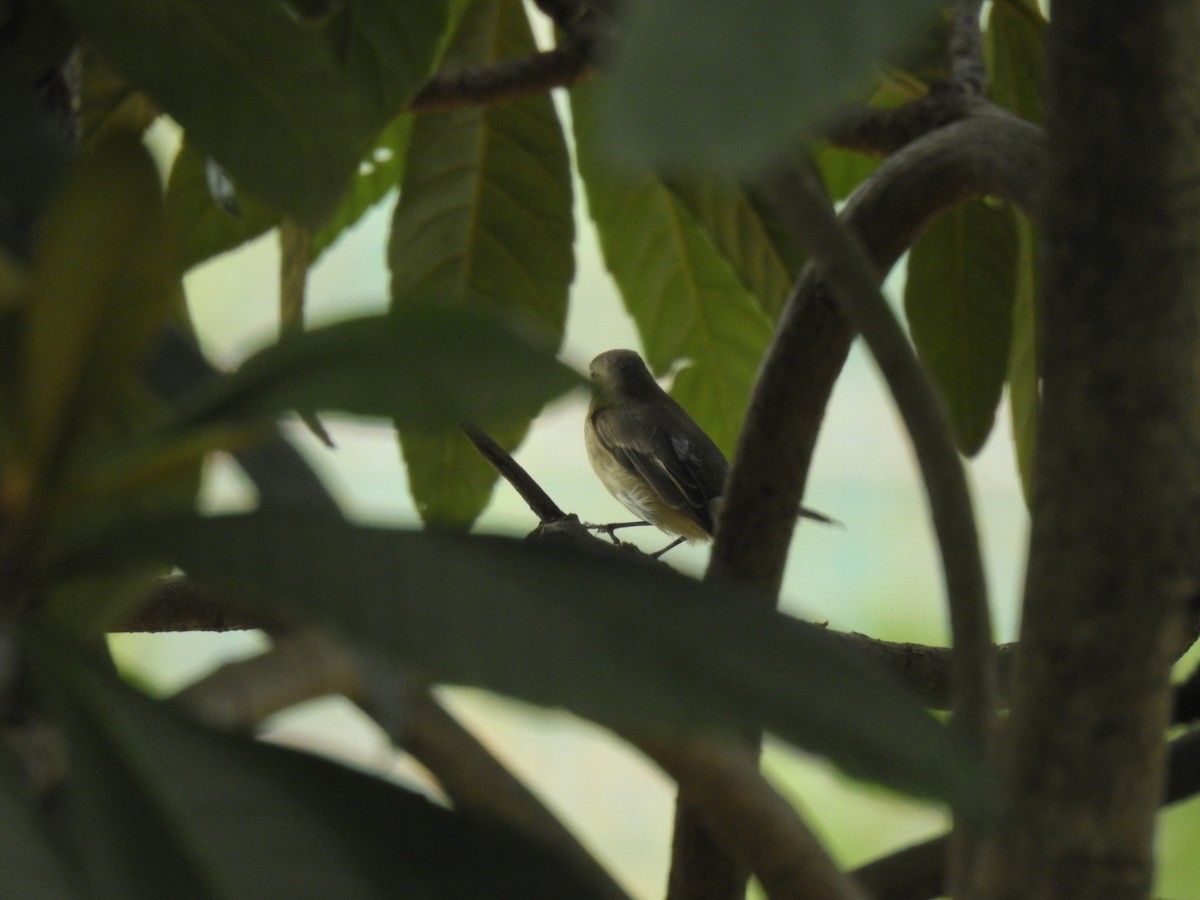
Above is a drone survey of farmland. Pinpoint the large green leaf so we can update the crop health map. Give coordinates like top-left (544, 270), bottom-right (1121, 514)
top-left (312, 114), bottom-right (414, 262)
top-left (22, 133), bottom-right (178, 483)
top-left (389, 0), bottom-right (574, 529)
top-left (57, 0), bottom-right (450, 227)
top-left (30, 635), bottom-right (609, 900)
top-left (63, 512), bottom-right (984, 815)
top-left (321, 0), bottom-right (453, 116)
top-left (605, 0), bottom-right (942, 169)
top-left (904, 199), bottom-right (1019, 456)
top-left (170, 308), bottom-right (586, 432)
top-left (663, 176), bottom-right (805, 320)
top-left (1008, 214), bottom-right (1040, 507)
top-left (986, 0), bottom-right (1047, 124)
top-left (572, 82), bottom-right (773, 455)
top-left (0, 755), bottom-right (83, 900)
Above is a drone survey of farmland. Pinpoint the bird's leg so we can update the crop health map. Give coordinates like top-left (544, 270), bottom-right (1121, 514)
top-left (583, 520), bottom-right (651, 545)
top-left (650, 536), bottom-right (686, 559)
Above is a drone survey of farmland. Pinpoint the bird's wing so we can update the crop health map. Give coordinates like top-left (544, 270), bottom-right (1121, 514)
top-left (590, 405), bottom-right (721, 531)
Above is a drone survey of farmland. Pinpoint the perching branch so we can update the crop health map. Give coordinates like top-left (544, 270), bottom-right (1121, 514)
top-left (462, 423), bottom-right (566, 524)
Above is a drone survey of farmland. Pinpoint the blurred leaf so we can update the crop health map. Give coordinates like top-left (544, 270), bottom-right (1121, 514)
top-left (572, 81), bottom-right (772, 456)
top-left (164, 142), bottom-right (279, 272)
top-left (663, 177), bottom-right (805, 320)
top-left (171, 308), bottom-right (585, 432)
top-left (0, 754), bottom-right (83, 900)
top-left (389, 0), bottom-right (574, 529)
top-left (606, 0), bottom-right (942, 169)
top-left (65, 512), bottom-right (985, 816)
top-left (0, 0), bottom-right (77, 86)
top-left (279, 220), bottom-right (334, 447)
top-left (905, 199), bottom-right (1019, 456)
top-left (167, 114), bottom-right (416, 273)
top-left (312, 113), bottom-right (414, 262)
top-left (1008, 214), bottom-right (1040, 507)
top-left (0, 91), bottom-right (74, 260)
top-left (31, 634), bottom-right (609, 900)
top-left (22, 133), bottom-right (178, 485)
top-left (78, 43), bottom-right (159, 148)
top-left (321, 0), bottom-right (453, 115)
top-left (986, 0), bottom-right (1047, 124)
top-left (56, 0), bottom-right (450, 227)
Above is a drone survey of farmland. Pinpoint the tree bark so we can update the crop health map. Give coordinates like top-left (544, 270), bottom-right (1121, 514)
top-left (974, 2), bottom-right (1200, 897)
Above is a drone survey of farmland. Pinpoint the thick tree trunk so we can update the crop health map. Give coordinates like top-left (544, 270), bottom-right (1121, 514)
top-left (974, 2), bottom-right (1200, 897)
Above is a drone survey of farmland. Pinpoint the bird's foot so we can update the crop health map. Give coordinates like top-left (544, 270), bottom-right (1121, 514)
top-left (583, 520), bottom-right (651, 545)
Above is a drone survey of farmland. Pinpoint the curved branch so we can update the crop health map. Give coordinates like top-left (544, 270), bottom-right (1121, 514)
top-left (697, 109), bottom-right (1041, 900)
top-left (409, 30), bottom-right (596, 113)
top-left (174, 627), bottom-right (631, 900)
top-left (761, 161), bottom-right (997, 892)
top-left (639, 738), bottom-right (870, 900)
top-left (710, 112), bottom-right (1044, 598)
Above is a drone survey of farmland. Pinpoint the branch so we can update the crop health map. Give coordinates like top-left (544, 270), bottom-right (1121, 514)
top-left (462, 423), bottom-right (566, 524)
top-left (638, 738), bottom-right (870, 900)
top-left (711, 113), bottom-right (1043, 600)
top-left (852, 727), bottom-right (1200, 900)
top-left (824, 0), bottom-right (990, 157)
top-left (409, 28), bottom-right (597, 114)
top-left (688, 112), bottom-right (1041, 900)
top-left (762, 159), bottom-right (996, 890)
top-left (174, 626), bottom-right (630, 900)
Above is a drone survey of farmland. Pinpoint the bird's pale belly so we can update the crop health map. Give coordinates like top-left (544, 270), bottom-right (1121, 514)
top-left (585, 429), bottom-right (711, 542)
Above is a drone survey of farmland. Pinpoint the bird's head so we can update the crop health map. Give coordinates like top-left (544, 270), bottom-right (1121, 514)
top-left (589, 349), bottom-right (661, 404)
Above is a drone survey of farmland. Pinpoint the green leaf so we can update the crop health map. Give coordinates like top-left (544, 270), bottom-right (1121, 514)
top-left (164, 142), bottom-right (280, 273)
top-left (663, 176), bottom-right (805, 320)
top-left (904, 199), bottom-right (1019, 456)
top-left (605, 0), bottom-right (942, 169)
top-left (68, 512), bottom-right (985, 816)
top-left (166, 114), bottom-right (415, 273)
top-left (388, 0), bottom-right (574, 529)
top-left (321, 0), bottom-right (453, 116)
top-left (312, 114), bottom-right (414, 262)
top-left (986, 0), bottom-right (1047, 124)
top-left (0, 754), bottom-right (83, 900)
top-left (23, 133), bottom-right (178, 482)
top-left (56, 0), bottom-right (450, 227)
top-left (572, 82), bottom-right (773, 455)
top-left (1008, 214), bottom-right (1040, 507)
top-left (172, 308), bottom-right (586, 432)
top-left (30, 634), bottom-right (609, 900)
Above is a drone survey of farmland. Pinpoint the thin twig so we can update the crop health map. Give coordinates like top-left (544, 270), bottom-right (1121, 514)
top-left (461, 423), bottom-right (566, 524)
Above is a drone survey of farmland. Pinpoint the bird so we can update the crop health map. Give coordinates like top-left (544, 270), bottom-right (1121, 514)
top-left (584, 349), bottom-right (833, 557)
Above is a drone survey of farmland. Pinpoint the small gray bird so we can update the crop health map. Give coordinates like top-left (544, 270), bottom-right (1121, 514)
top-left (585, 349), bottom-right (832, 557)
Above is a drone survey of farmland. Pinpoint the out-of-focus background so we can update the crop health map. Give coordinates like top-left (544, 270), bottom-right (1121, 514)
top-left (108, 114), bottom-right (1200, 898)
